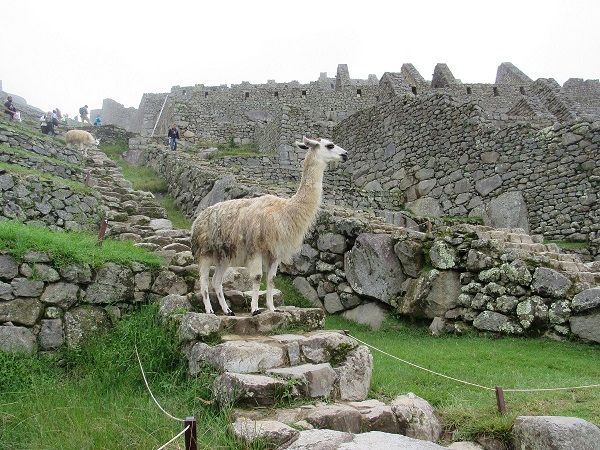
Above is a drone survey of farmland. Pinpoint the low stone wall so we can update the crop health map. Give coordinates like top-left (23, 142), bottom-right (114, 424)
top-left (1, 123), bottom-right (80, 164)
top-left (0, 169), bottom-right (106, 232)
top-left (0, 251), bottom-right (171, 354)
top-left (284, 219), bottom-right (600, 343)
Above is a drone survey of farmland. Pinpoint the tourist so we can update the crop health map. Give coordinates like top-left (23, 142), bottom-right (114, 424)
top-left (168, 123), bottom-right (180, 151)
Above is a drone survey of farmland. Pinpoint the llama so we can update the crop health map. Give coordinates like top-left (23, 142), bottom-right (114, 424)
top-left (191, 136), bottom-right (348, 316)
top-left (65, 129), bottom-right (100, 157)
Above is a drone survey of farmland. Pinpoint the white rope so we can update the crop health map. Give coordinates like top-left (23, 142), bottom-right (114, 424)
top-left (135, 344), bottom-right (185, 422)
top-left (504, 384), bottom-right (600, 393)
top-left (347, 333), bottom-right (600, 393)
top-left (156, 425), bottom-right (190, 450)
top-left (348, 333), bottom-right (494, 391)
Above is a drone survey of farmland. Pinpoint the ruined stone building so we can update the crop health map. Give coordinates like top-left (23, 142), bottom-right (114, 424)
top-left (102, 62), bottom-right (600, 259)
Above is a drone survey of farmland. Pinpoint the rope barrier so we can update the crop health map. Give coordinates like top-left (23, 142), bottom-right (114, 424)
top-left (157, 425), bottom-right (190, 450)
top-left (135, 344), bottom-right (185, 423)
top-left (345, 332), bottom-right (600, 393)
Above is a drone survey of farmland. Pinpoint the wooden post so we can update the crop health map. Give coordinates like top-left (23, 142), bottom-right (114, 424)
top-left (427, 218), bottom-right (432, 233)
top-left (185, 417), bottom-right (197, 450)
top-left (97, 218), bottom-right (108, 246)
top-left (495, 386), bottom-right (506, 414)
top-left (84, 169), bottom-right (91, 187)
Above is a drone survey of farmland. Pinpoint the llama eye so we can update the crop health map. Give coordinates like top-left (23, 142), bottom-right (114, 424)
top-left (326, 144), bottom-right (335, 150)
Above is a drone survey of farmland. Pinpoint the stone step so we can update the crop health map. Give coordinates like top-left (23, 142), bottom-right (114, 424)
top-left (174, 307), bottom-right (327, 343)
top-left (266, 363), bottom-right (337, 398)
top-left (231, 394), bottom-right (445, 447)
top-left (215, 372), bottom-right (285, 407)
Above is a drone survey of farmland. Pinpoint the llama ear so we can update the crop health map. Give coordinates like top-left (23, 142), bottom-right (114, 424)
top-left (302, 136), bottom-right (320, 148)
top-left (295, 141), bottom-right (309, 150)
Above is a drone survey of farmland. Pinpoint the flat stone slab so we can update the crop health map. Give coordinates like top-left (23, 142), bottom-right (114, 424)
top-left (189, 340), bottom-right (287, 374)
top-left (231, 418), bottom-right (299, 448)
top-left (173, 305), bottom-right (326, 342)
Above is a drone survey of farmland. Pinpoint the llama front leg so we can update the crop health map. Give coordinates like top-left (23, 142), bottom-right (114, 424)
top-left (199, 260), bottom-right (213, 314)
top-left (265, 257), bottom-right (280, 312)
top-left (212, 262), bottom-right (234, 316)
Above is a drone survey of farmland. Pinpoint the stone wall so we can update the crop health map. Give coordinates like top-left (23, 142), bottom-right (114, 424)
top-left (332, 93), bottom-right (600, 257)
top-left (102, 62), bottom-right (600, 147)
top-left (284, 218), bottom-right (600, 343)
top-left (0, 252), bottom-right (168, 353)
top-left (122, 142), bottom-right (600, 342)
top-left (0, 124), bottom-right (107, 231)
top-left (131, 92), bottom-right (600, 260)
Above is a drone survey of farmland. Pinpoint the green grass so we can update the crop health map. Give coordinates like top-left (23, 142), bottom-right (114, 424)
top-left (159, 195), bottom-right (193, 229)
top-left (545, 240), bottom-right (589, 249)
top-left (325, 314), bottom-right (600, 441)
top-left (99, 140), bottom-right (169, 194)
top-left (0, 220), bottom-right (162, 269)
top-left (0, 304), bottom-right (250, 450)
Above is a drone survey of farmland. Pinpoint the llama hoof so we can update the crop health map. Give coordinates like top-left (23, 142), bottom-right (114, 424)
top-left (252, 309), bottom-right (262, 316)
top-left (225, 310), bottom-right (235, 316)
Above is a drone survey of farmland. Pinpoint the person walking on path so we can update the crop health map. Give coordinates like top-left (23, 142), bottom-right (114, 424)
top-left (79, 105), bottom-right (92, 125)
top-left (167, 123), bottom-right (180, 151)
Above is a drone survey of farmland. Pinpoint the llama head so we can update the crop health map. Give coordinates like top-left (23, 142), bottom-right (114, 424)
top-left (94, 138), bottom-right (100, 146)
top-left (295, 136), bottom-right (348, 163)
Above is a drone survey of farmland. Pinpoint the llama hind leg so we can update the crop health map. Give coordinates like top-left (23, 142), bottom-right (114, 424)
top-left (265, 257), bottom-right (281, 312)
top-left (212, 263), bottom-right (234, 316)
top-left (199, 260), bottom-right (213, 314)
top-left (248, 255), bottom-right (263, 316)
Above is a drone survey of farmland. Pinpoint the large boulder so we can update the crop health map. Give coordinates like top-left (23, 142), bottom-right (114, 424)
top-left (303, 404), bottom-right (363, 433)
top-left (570, 311), bottom-right (600, 343)
top-left (531, 267), bottom-right (572, 298)
top-left (214, 372), bottom-right (285, 407)
top-left (267, 363), bottom-right (337, 398)
top-left (334, 345), bottom-right (373, 401)
top-left (0, 297), bottom-right (43, 326)
top-left (512, 416), bottom-right (600, 450)
top-left (341, 302), bottom-right (387, 330)
top-left (485, 191), bottom-right (530, 233)
top-left (345, 234), bottom-right (406, 305)
top-left (571, 287), bottom-right (600, 312)
top-left (398, 269), bottom-right (462, 318)
top-left (189, 340), bottom-right (286, 374)
top-left (390, 393), bottom-right (443, 442)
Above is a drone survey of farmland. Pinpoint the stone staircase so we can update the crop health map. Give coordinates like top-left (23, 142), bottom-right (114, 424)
top-left (475, 227), bottom-right (600, 285)
top-left (80, 146), bottom-right (383, 428)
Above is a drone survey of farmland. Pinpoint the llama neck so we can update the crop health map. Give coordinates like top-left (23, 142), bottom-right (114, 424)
top-left (290, 153), bottom-right (326, 214)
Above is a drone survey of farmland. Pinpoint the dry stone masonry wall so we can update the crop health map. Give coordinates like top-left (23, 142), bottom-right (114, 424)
top-left (333, 94), bottom-right (600, 256)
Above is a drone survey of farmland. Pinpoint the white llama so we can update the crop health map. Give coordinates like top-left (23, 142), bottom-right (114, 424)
top-left (191, 136), bottom-right (348, 316)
